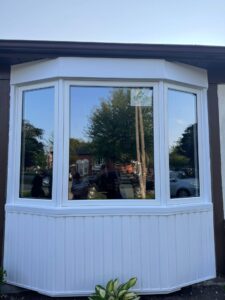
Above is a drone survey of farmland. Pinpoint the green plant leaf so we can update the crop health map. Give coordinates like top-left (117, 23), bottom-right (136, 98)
top-left (123, 292), bottom-right (137, 300)
top-left (118, 289), bottom-right (127, 298)
top-left (106, 279), bottom-right (114, 293)
top-left (95, 285), bottom-right (106, 298)
top-left (123, 278), bottom-right (137, 290)
top-left (113, 278), bottom-right (119, 292)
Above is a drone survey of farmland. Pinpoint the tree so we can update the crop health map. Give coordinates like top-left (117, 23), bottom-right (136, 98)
top-left (175, 124), bottom-right (198, 167)
top-left (87, 89), bottom-right (154, 165)
top-left (170, 123), bottom-right (198, 170)
top-left (21, 120), bottom-right (46, 170)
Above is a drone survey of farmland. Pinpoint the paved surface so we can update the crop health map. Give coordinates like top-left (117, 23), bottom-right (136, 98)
top-left (0, 279), bottom-right (225, 299)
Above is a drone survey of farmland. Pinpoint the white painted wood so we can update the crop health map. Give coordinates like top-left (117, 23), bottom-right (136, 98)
top-left (4, 206), bottom-right (216, 296)
top-left (10, 58), bottom-right (208, 88)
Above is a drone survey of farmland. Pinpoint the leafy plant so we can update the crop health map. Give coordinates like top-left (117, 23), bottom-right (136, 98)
top-left (89, 277), bottom-right (139, 300)
top-left (0, 268), bottom-right (6, 284)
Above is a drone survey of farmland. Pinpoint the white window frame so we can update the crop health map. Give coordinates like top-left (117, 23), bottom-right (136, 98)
top-left (163, 83), bottom-right (211, 205)
top-left (8, 81), bottom-right (59, 206)
top-left (62, 80), bottom-right (161, 207)
top-left (7, 58), bottom-right (211, 210)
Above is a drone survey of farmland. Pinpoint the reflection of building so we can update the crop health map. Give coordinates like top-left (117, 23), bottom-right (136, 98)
top-left (76, 159), bottom-right (89, 176)
top-left (72, 148), bottom-right (93, 176)
top-left (47, 149), bottom-right (53, 169)
top-left (0, 38), bottom-right (225, 297)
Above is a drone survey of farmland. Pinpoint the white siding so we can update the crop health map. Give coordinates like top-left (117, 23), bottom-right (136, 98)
top-left (4, 207), bottom-right (216, 296)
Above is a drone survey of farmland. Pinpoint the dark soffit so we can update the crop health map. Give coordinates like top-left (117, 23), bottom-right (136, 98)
top-left (1, 39), bottom-right (225, 78)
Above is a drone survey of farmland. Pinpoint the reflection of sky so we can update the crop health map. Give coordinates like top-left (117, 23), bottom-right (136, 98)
top-left (70, 86), bottom-right (111, 140)
top-left (23, 87), bottom-right (54, 145)
top-left (70, 86), bottom-right (153, 141)
top-left (168, 89), bottom-right (197, 149)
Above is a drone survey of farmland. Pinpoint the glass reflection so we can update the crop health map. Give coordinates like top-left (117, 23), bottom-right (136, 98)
top-left (19, 87), bottom-right (54, 199)
top-left (69, 86), bottom-right (154, 200)
top-left (168, 89), bottom-right (199, 198)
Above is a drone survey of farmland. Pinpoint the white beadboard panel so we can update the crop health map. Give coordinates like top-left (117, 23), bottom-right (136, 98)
top-left (4, 208), bottom-right (216, 296)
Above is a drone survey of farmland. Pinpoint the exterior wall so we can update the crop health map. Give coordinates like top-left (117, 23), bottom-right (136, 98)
top-left (208, 83), bottom-right (225, 275)
top-left (0, 66), bottom-right (10, 264)
top-left (218, 85), bottom-right (225, 217)
top-left (4, 205), bottom-right (215, 296)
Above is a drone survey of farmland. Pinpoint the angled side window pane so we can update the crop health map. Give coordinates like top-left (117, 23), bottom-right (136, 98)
top-left (19, 87), bottom-right (54, 199)
top-left (68, 86), bottom-right (155, 200)
top-left (168, 89), bottom-right (199, 198)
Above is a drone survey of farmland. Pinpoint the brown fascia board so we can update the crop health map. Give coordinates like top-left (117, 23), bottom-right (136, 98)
top-left (1, 40), bottom-right (225, 76)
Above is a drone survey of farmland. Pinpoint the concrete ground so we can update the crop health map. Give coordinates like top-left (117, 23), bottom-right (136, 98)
top-left (0, 278), bottom-right (225, 300)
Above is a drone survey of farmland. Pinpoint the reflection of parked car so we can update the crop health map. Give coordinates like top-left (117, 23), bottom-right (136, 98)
top-left (170, 171), bottom-right (199, 198)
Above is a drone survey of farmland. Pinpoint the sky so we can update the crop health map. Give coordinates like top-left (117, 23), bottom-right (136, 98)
top-left (23, 86), bottom-right (195, 150)
top-left (70, 86), bottom-right (195, 148)
top-left (23, 87), bottom-right (54, 146)
top-left (1, 0), bottom-right (225, 46)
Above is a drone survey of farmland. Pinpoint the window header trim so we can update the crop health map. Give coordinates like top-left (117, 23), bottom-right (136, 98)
top-left (10, 58), bottom-right (208, 88)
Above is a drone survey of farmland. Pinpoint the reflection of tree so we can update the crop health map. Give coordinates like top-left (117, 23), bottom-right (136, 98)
top-left (87, 89), bottom-right (153, 165)
top-left (170, 124), bottom-right (198, 170)
top-left (21, 120), bottom-right (46, 170)
top-left (86, 88), bottom-right (154, 199)
top-left (69, 138), bottom-right (92, 165)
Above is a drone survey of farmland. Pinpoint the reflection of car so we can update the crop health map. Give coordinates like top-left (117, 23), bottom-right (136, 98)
top-left (170, 171), bottom-right (199, 198)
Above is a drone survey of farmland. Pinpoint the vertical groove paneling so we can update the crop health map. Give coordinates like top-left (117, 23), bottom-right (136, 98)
top-left (103, 216), bottom-right (113, 282)
top-left (140, 216), bottom-right (150, 289)
top-left (167, 215), bottom-right (177, 288)
top-left (93, 216), bottom-right (104, 286)
top-left (159, 216), bottom-right (169, 289)
top-left (122, 216), bottom-right (132, 282)
top-left (189, 212), bottom-right (199, 281)
top-left (112, 216), bottom-right (122, 280)
top-left (149, 216), bottom-right (160, 289)
top-left (4, 209), bottom-right (215, 295)
top-left (175, 213), bottom-right (189, 284)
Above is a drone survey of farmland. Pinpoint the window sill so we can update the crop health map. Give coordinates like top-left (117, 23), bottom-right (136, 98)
top-left (5, 202), bottom-right (212, 217)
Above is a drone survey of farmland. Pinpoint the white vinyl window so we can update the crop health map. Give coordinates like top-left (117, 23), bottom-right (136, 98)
top-left (7, 58), bottom-right (211, 208)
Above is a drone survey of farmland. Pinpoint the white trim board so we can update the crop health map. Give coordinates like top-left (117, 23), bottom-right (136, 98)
top-left (10, 58), bottom-right (208, 88)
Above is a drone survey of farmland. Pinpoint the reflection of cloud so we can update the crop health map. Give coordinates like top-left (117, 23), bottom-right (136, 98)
top-left (176, 119), bottom-right (186, 126)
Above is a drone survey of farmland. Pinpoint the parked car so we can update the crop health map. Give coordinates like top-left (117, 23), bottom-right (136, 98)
top-left (170, 171), bottom-right (199, 198)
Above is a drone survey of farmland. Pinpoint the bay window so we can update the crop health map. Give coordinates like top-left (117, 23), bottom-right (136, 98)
top-left (5, 58), bottom-right (215, 296)
top-left (7, 58), bottom-right (210, 207)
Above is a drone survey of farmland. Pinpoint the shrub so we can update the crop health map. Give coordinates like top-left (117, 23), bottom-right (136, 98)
top-left (89, 277), bottom-right (139, 300)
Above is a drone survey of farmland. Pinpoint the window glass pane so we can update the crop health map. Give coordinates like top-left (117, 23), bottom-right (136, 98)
top-left (19, 87), bottom-right (54, 199)
top-left (168, 89), bottom-right (199, 198)
top-left (69, 86), bottom-right (154, 200)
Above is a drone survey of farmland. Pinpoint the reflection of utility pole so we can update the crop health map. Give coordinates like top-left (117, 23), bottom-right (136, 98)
top-left (135, 105), bottom-right (146, 199)
top-left (139, 106), bottom-right (146, 197)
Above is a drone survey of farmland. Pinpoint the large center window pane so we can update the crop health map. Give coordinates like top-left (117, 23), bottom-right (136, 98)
top-left (19, 87), bottom-right (54, 199)
top-left (168, 89), bottom-right (199, 198)
top-left (69, 86), bottom-right (154, 200)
